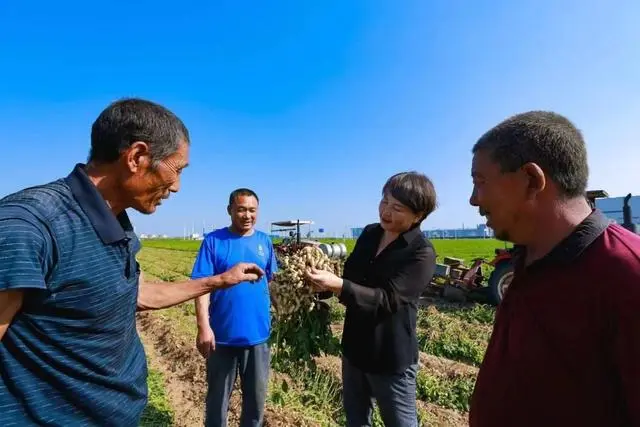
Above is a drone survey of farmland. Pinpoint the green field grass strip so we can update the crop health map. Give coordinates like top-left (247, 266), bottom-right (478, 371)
top-left (138, 253), bottom-right (189, 281)
top-left (140, 263), bottom-right (187, 282)
top-left (138, 258), bottom-right (193, 282)
top-left (141, 237), bottom-right (358, 253)
top-left (139, 368), bottom-right (174, 427)
top-left (416, 370), bottom-right (475, 413)
top-left (417, 307), bottom-right (491, 366)
top-left (430, 239), bottom-right (511, 264)
top-left (138, 248), bottom-right (195, 278)
top-left (142, 239), bottom-right (202, 252)
top-left (141, 237), bottom-right (510, 265)
top-left (433, 304), bottom-right (496, 325)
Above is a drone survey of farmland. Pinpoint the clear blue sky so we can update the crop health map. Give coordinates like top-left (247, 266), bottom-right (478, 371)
top-left (1, 0), bottom-right (639, 237)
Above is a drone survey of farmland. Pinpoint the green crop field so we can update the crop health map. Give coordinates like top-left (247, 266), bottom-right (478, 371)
top-left (141, 237), bottom-right (511, 262)
top-left (137, 237), bottom-right (506, 426)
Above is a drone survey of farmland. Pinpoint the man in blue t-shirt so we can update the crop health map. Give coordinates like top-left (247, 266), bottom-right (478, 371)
top-left (192, 188), bottom-right (278, 427)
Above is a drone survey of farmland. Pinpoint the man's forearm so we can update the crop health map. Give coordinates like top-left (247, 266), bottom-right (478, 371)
top-left (194, 294), bottom-right (210, 328)
top-left (137, 275), bottom-right (226, 311)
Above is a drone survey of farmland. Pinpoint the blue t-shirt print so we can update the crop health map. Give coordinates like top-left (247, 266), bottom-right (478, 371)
top-left (191, 228), bottom-right (278, 347)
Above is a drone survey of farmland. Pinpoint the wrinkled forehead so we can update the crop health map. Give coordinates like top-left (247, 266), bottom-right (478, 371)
top-left (163, 141), bottom-right (190, 168)
top-left (174, 140), bottom-right (190, 164)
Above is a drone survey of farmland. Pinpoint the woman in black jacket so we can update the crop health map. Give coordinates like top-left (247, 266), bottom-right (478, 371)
top-left (305, 171), bottom-right (437, 427)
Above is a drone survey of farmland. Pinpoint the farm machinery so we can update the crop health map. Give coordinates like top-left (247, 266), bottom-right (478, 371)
top-left (270, 220), bottom-right (348, 260)
top-left (426, 189), bottom-right (638, 305)
top-left (423, 248), bottom-right (515, 306)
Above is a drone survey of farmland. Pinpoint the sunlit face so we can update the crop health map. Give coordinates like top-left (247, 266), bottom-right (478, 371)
top-left (470, 149), bottom-right (529, 243)
top-left (228, 194), bottom-right (258, 234)
top-left (378, 192), bottom-right (422, 234)
top-left (123, 141), bottom-right (190, 215)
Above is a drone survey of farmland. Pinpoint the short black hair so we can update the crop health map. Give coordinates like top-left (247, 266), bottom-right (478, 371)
top-left (88, 98), bottom-right (190, 165)
top-left (473, 111), bottom-right (588, 198)
top-left (229, 188), bottom-right (259, 206)
top-left (382, 171), bottom-right (437, 221)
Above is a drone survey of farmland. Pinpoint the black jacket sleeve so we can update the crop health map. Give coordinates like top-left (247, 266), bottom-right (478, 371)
top-left (339, 243), bottom-right (436, 317)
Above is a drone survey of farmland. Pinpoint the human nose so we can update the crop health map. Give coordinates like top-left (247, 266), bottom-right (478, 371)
top-left (169, 176), bottom-right (181, 193)
top-left (469, 186), bottom-right (478, 207)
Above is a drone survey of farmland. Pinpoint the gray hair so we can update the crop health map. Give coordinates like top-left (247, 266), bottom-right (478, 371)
top-left (88, 98), bottom-right (190, 166)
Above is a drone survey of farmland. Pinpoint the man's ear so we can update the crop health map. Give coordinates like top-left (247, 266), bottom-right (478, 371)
top-left (227, 205), bottom-right (232, 215)
top-left (122, 141), bottom-right (151, 173)
top-left (520, 162), bottom-right (546, 200)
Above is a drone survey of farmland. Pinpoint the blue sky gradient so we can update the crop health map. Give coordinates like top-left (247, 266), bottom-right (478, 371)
top-left (1, 0), bottom-right (639, 236)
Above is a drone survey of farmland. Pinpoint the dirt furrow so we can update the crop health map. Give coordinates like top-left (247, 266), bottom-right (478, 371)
top-left (137, 311), bottom-right (323, 427)
top-left (137, 311), bottom-right (216, 427)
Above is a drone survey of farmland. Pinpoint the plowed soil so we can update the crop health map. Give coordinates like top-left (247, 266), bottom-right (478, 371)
top-left (137, 311), bottom-right (321, 427)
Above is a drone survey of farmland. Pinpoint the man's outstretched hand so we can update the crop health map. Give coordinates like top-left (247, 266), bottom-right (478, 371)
top-left (220, 263), bottom-right (265, 288)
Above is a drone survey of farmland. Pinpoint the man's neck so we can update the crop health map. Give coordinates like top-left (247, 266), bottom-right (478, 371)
top-left (524, 198), bottom-right (593, 265)
top-left (85, 163), bottom-right (126, 215)
top-left (228, 225), bottom-right (254, 237)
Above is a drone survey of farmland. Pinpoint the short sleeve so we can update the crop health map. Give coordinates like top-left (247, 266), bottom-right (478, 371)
top-left (0, 207), bottom-right (55, 292)
top-left (266, 238), bottom-right (278, 281)
top-left (190, 236), bottom-right (216, 279)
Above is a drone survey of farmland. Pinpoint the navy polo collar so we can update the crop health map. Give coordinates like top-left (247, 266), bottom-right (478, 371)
top-left (64, 163), bottom-right (133, 244)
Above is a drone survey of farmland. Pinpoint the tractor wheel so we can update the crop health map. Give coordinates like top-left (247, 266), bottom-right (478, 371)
top-left (487, 261), bottom-right (514, 305)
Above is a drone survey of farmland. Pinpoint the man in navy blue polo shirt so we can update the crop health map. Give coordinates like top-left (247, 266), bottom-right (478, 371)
top-left (191, 188), bottom-right (277, 427)
top-left (0, 98), bottom-right (264, 426)
top-left (468, 111), bottom-right (640, 427)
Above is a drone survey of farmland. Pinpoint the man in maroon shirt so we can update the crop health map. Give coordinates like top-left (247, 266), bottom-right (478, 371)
top-left (468, 111), bottom-right (640, 427)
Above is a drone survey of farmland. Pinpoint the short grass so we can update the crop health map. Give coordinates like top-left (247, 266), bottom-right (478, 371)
top-left (417, 306), bottom-right (492, 367)
top-left (142, 237), bottom-right (510, 264)
top-left (139, 369), bottom-right (174, 427)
